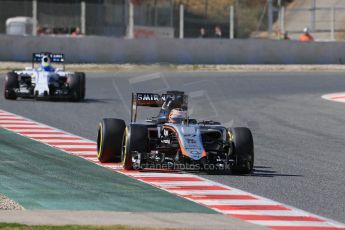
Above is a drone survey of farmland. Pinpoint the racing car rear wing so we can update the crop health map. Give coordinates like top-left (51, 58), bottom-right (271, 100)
top-left (130, 91), bottom-right (188, 122)
top-left (32, 52), bottom-right (65, 69)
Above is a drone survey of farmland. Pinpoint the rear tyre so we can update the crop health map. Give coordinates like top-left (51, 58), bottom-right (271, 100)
top-left (67, 74), bottom-right (81, 101)
top-left (75, 72), bottom-right (85, 100)
top-left (4, 72), bottom-right (19, 100)
top-left (122, 124), bottom-right (148, 170)
top-left (230, 127), bottom-right (254, 174)
top-left (97, 118), bottom-right (126, 163)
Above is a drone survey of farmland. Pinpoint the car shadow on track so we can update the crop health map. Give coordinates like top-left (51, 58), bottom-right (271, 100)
top-left (250, 166), bottom-right (302, 178)
top-left (81, 98), bottom-right (114, 104)
top-left (192, 165), bottom-right (302, 178)
top-left (13, 98), bottom-right (114, 104)
top-left (48, 98), bottom-right (115, 104)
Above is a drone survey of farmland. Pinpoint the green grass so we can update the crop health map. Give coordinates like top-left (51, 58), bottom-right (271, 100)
top-left (0, 223), bottom-right (179, 230)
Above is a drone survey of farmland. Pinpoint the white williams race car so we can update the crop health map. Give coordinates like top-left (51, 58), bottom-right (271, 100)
top-left (4, 52), bottom-right (85, 101)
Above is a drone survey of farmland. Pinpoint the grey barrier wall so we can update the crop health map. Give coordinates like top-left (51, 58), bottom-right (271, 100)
top-left (0, 34), bottom-right (344, 64)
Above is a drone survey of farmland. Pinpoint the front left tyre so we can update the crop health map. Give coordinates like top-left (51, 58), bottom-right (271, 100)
top-left (122, 124), bottom-right (148, 170)
top-left (97, 118), bottom-right (126, 163)
top-left (4, 72), bottom-right (19, 100)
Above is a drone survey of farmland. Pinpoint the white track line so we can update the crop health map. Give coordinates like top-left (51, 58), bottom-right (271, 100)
top-left (249, 220), bottom-right (331, 227)
top-left (196, 199), bottom-right (278, 206)
top-left (0, 116), bottom-right (25, 119)
top-left (128, 173), bottom-right (193, 177)
top-left (1, 124), bottom-right (43, 128)
top-left (223, 210), bottom-right (312, 216)
top-left (322, 92), bottom-right (345, 104)
top-left (23, 133), bottom-right (80, 137)
top-left (67, 151), bottom-right (97, 155)
top-left (12, 129), bottom-right (61, 133)
top-left (145, 181), bottom-right (217, 187)
top-left (0, 120), bottom-right (38, 124)
top-left (170, 190), bottom-right (244, 195)
top-left (40, 140), bottom-right (96, 144)
top-left (54, 145), bottom-right (97, 149)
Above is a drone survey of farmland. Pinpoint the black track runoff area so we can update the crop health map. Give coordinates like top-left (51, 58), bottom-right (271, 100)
top-left (1, 71), bottom-right (345, 223)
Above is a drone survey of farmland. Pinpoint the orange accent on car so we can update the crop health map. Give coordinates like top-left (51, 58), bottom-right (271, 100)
top-left (163, 125), bottom-right (189, 158)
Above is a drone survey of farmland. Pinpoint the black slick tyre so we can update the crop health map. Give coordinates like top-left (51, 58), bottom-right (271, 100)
top-left (97, 118), bottom-right (126, 163)
top-left (75, 72), bottom-right (85, 100)
top-left (122, 124), bottom-right (148, 170)
top-left (4, 72), bottom-right (19, 100)
top-left (230, 127), bottom-right (254, 174)
top-left (67, 74), bottom-right (81, 101)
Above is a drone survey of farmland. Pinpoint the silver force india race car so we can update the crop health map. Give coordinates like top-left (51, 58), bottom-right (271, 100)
top-left (4, 52), bottom-right (85, 101)
top-left (97, 91), bottom-right (254, 174)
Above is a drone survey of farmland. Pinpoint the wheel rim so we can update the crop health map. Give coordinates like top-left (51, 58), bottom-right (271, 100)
top-left (121, 127), bottom-right (128, 163)
top-left (97, 123), bottom-right (103, 159)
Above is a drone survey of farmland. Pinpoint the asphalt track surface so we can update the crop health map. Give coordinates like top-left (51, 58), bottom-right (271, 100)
top-left (1, 71), bottom-right (345, 223)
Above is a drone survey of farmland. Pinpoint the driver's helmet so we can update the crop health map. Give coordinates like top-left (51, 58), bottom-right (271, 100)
top-left (41, 55), bottom-right (52, 71)
top-left (168, 108), bottom-right (187, 123)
